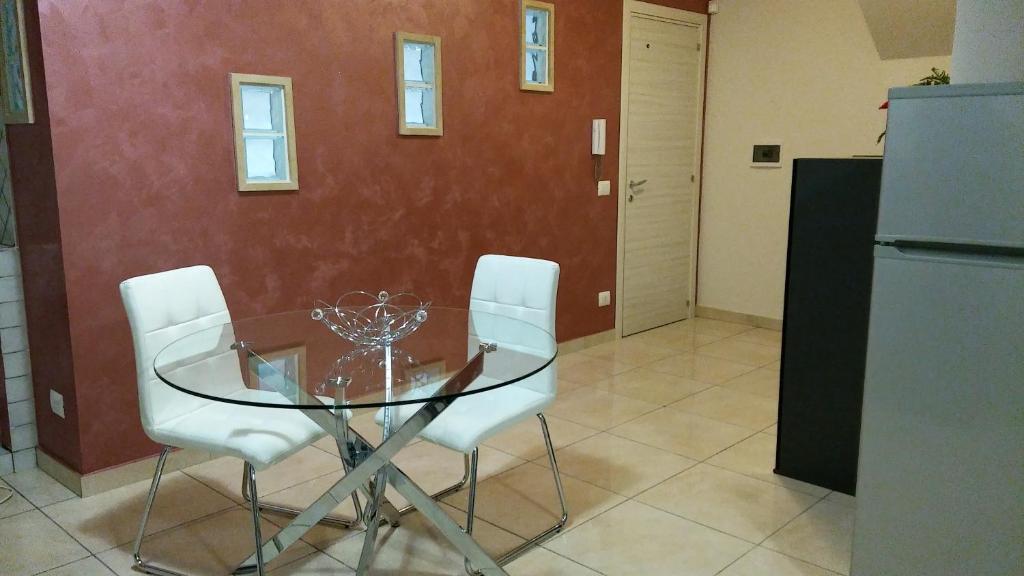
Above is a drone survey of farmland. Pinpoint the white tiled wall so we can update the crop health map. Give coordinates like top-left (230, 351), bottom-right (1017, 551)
top-left (0, 248), bottom-right (35, 470)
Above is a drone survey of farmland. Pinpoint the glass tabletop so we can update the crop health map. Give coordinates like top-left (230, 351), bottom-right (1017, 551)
top-left (153, 307), bottom-right (557, 410)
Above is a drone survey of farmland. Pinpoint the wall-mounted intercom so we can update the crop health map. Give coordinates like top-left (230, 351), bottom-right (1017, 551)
top-left (592, 119), bottom-right (606, 155)
top-left (592, 119), bottom-right (606, 182)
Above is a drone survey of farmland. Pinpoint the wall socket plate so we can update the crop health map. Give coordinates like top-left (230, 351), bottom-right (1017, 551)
top-left (50, 389), bottom-right (65, 419)
top-left (597, 180), bottom-right (611, 196)
top-left (598, 291), bottom-right (611, 307)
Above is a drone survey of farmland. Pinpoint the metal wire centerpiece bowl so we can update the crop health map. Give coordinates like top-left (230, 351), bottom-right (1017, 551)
top-left (311, 291), bottom-right (430, 347)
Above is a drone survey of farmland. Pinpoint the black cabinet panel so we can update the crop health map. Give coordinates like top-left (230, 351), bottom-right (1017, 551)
top-left (775, 159), bottom-right (881, 495)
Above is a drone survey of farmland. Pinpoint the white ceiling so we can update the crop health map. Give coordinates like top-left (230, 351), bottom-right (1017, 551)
top-left (857, 0), bottom-right (956, 59)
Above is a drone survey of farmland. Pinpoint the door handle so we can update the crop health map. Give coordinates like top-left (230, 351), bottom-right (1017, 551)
top-left (628, 179), bottom-right (648, 191)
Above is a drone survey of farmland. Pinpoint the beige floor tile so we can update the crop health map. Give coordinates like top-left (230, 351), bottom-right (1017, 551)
top-left (97, 507), bottom-right (314, 575)
top-left (0, 509), bottom-right (90, 576)
top-left (445, 462), bottom-right (625, 539)
top-left (765, 360), bottom-right (782, 371)
top-left (763, 501), bottom-right (854, 575)
top-left (579, 338), bottom-right (676, 367)
top-left (558, 355), bottom-right (634, 385)
top-left (183, 446), bottom-right (342, 504)
top-left (43, 470), bottom-right (236, 553)
top-left (535, 433), bottom-right (696, 497)
top-left (556, 377), bottom-right (593, 393)
top-left (506, 546), bottom-right (602, 575)
top-left (592, 367), bottom-right (712, 405)
top-left (40, 556), bottom-right (117, 576)
top-left (732, 328), bottom-right (783, 346)
top-left (722, 368), bottom-right (781, 399)
top-left (547, 386), bottom-right (660, 430)
top-left (2, 467), bottom-right (77, 507)
top-left (546, 500), bottom-right (752, 576)
top-left (628, 323), bottom-right (724, 352)
top-left (763, 424), bottom-right (778, 435)
top-left (483, 414), bottom-right (599, 460)
top-left (696, 338), bottom-right (781, 367)
top-left (648, 353), bottom-right (756, 385)
top-left (720, 546), bottom-right (840, 576)
top-left (610, 408), bottom-right (755, 460)
top-left (264, 443), bottom-right (524, 550)
top-left (270, 551), bottom-right (354, 574)
top-left (670, 386), bottom-right (778, 430)
top-left (0, 478), bottom-right (35, 519)
top-left (257, 473), bottom-right (363, 551)
top-left (383, 442), bottom-right (524, 511)
top-left (688, 318), bottom-right (756, 338)
top-left (824, 491), bottom-right (855, 508)
top-left (636, 464), bottom-right (819, 542)
top-left (324, 502), bottom-right (524, 574)
top-left (707, 434), bottom-right (829, 497)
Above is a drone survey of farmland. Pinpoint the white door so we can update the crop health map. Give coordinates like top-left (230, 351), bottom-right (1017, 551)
top-left (621, 13), bottom-right (703, 336)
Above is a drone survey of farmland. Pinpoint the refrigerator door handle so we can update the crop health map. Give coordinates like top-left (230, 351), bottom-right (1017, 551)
top-left (876, 244), bottom-right (1024, 270)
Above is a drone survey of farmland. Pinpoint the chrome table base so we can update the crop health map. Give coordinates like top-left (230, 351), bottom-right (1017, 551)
top-left (232, 351), bottom-right (510, 575)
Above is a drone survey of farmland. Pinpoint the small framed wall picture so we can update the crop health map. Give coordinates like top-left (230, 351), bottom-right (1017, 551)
top-left (521, 0), bottom-right (554, 92)
top-left (230, 73), bottom-right (299, 191)
top-left (396, 32), bottom-right (443, 136)
top-left (0, 0), bottom-right (33, 124)
top-left (249, 345), bottom-right (307, 393)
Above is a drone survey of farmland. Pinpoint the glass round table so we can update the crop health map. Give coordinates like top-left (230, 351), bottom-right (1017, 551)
top-left (153, 307), bottom-right (556, 575)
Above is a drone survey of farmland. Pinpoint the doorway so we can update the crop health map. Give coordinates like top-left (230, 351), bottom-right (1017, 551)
top-left (616, 1), bottom-right (706, 337)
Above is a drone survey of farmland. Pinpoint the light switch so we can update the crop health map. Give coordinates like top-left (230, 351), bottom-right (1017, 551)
top-left (598, 291), bottom-right (611, 307)
top-left (597, 180), bottom-right (611, 196)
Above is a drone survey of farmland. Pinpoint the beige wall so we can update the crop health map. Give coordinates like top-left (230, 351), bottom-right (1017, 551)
top-left (697, 0), bottom-right (951, 320)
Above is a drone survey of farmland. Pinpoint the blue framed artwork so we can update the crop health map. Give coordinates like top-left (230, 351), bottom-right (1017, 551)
top-left (0, 0), bottom-right (32, 124)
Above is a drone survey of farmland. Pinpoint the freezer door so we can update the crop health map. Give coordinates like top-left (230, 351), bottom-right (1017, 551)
top-left (877, 85), bottom-right (1024, 249)
top-left (852, 245), bottom-right (1024, 576)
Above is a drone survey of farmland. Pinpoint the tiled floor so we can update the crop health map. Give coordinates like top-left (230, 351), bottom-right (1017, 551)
top-left (0, 318), bottom-right (855, 575)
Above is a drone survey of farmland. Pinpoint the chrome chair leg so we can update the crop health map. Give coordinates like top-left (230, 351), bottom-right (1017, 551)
top-left (246, 464), bottom-right (266, 576)
top-left (395, 452), bottom-right (472, 516)
top-left (464, 413), bottom-right (569, 574)
top-left (132, 447), bottom-right (186, 576)
top-left (241, 462), bottom-right (361, 528)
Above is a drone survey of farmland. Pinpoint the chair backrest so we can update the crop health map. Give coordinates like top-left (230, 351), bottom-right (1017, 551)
top-left (470, 254), bottom-right (559, 396)
top-left (120, 265), bottom-right (238, 435)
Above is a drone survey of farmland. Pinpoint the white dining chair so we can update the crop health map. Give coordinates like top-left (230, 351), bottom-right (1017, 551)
top-left (120, 265), bottom-right (358, 576)
top-left (376, 254), bottom-right (566, 567)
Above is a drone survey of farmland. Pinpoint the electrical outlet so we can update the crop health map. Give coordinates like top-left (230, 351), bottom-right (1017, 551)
top-left (597, 180), bottom-right (611, 196)
top-left (50, 389), bottom-right (65, 419)
top-left (598, 291), bottom-right (611, 307)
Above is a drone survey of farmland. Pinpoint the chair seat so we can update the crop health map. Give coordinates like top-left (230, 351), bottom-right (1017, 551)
top-left (149, 389), bottom-right (345, 470)
top-left (375, 380), bottom-right (554, 454)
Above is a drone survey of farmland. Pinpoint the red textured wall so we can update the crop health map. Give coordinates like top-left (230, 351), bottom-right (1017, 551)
top-left (27, 0), bottom-right (705, 474)
top-left (7, 0), bottom-right (82, 471)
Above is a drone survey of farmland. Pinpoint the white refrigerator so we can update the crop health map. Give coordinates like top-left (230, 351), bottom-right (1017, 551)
top-left (852, 83), bottom-right (1024, 575)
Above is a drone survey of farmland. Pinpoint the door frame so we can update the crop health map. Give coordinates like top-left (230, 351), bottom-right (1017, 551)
top-left (615, 0), bottom-right (707, 337)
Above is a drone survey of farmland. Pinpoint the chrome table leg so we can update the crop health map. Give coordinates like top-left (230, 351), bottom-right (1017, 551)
top-left (241, 461), bottom-right (361, 529)
top-left (234, 350), bottom-right (503, 575)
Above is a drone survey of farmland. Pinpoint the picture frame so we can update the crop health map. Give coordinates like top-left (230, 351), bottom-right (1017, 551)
top-left (0, 0), bottom-right (33, 124)
top-left (249, 345), bottom-right (307, 392)
top-left (396, 32), bottom-right (443, 136)
top-left (229, 73), bottom-right (299, 192)
top-left (520, 0), bottom-right (555, 93)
